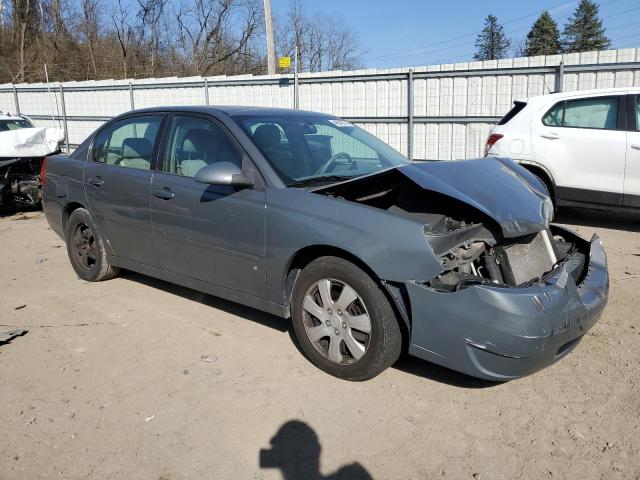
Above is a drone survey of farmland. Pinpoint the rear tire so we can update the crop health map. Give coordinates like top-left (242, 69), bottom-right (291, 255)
top-left (65, 208), bottom-right (120, 282)
top-left (291, 256), bottom-right (402, 381)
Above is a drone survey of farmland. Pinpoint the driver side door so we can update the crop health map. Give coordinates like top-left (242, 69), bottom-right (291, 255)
top-left (150, 114), bottom-right (267, 299)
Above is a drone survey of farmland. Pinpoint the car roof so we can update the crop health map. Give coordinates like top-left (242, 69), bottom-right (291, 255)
top-left (517, 86), bottom-right (640, 104)
top-left (120, 105), bottom-right (335, 118)
top-left (0, 111), bottom-right (27, 121)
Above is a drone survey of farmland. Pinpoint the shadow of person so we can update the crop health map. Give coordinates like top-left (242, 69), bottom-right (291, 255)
top-left (260, 420), bottom-right (372, 480)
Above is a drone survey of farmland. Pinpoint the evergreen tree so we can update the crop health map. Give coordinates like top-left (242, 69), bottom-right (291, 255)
top-left (474, 14), bottom-right (510, 61)
top-left (525, 11), bottom-right (561, 56)
top-left (562, 0), bottom-right (610, 53)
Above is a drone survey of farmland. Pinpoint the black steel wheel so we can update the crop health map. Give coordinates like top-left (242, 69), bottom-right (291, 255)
top-left (65, 208), bottom-right (119, 282)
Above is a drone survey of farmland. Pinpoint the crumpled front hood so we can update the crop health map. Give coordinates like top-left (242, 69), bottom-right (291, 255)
top-left (397, 158), bottom-right (553, 237)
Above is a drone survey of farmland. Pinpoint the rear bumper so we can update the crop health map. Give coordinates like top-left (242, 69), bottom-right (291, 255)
top-left (407, 232), bottom-right (608, 381)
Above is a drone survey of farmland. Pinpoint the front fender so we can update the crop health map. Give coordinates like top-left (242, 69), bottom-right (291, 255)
top-left (265, 187), bottom-right (443, 305)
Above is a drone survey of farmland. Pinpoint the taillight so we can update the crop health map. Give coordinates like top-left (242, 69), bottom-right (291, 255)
top-left (40, 157), bottom-right (47, 190)
top-left (484, 133), bottom-right (504, 157)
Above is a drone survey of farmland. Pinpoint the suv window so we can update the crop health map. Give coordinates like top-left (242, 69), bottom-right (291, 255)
top-left (163, 116), bottom-right (243, 177)
top-left (0, 118), bottom-right (33, 131)
top-left (542, 97), bottom-right (618, 130)
top-left (498, 101), bottom-right (527, 125)
top-left (542, 102), bottom-right (563, 127)
top-left (92, 115), bottom-right (162, 170)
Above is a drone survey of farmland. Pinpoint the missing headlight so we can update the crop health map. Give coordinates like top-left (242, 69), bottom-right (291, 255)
top-left (495, 230), bottom-right (557, 286)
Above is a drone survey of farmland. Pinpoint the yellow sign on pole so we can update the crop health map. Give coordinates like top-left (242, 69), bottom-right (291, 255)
top-left (278, 56), bottom-right (291, 69)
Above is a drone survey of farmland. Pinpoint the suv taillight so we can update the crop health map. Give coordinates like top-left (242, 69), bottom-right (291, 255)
top-left (484, 134), bottom-right (504, 157)
top-left (40, 157), bottom-right (47, 190)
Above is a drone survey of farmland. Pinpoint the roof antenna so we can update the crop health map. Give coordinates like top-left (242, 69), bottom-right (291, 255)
top-left (44, 63), bottom-right (61, 128)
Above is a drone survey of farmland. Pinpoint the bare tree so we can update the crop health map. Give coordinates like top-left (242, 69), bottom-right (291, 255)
top-left (0, 0), bottom-right (362, 83)
top-left (174, 0), bottom-right (262, 76)
top-left (79, 0), bottom-right (99, 77)
top-left (12, 0), bottom-right (39, 80)
top-left (276, 0), bottom-right (361, 73)
top-left (136, 0), bottom-right (167, 76)
top-left (112, 0), bottom-right (134, 78)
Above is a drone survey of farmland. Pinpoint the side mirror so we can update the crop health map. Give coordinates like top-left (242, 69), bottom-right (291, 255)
top-left (194, 161), bottom-right (254, 188)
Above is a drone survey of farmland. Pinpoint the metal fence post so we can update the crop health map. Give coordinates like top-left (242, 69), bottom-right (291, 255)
top-left (12, 85), bottom-right (20, 115)
top-left (58, 85), bottom-right (70, 153)
top-left (407, 69), bottom-right (414, 161)
top-left (554, 61), bottom-right (564, 93)
top-left (129, 82), bottom-right (135, 109)
top-left (204, 78), bottom-right (210, 105)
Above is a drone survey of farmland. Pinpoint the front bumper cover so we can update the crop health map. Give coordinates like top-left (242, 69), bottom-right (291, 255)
top-left (407, 232), bottom-right (608, 381)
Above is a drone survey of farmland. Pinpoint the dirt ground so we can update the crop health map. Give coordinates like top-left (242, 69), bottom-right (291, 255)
top-left (0, 208), bottom-right (639, 480)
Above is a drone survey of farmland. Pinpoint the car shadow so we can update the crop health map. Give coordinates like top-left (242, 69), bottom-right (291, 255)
top-left (0, 204), bottom-right (42, 218)
top-left (120, 270), bottom-right (289, 333)
top-left (555, 206), bottom-right (640, 232)
top-left (260, 420), bottom-right (373, 480)
top-left (121, 271), bottom-right (501, 389)
top-left (393, 354), bottom-right (500, 389)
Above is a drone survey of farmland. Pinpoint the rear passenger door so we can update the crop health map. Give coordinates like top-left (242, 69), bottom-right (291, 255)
top-left (84, 114), bottom-right (163, 265)
top-left (150, 114), bottom-right (267, 299)
top-left (624, 94), bottom-right (640, 207)
top-left (532, 95), bottom-right (626, 206)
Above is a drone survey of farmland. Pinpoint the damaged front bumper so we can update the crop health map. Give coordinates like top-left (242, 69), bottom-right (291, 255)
top-left (407, 232), bottom-right (608, 381)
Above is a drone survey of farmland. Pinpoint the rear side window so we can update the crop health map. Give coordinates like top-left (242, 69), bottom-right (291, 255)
top-left (636, 97), bottom-right (640, 131)
top-left (92, 115), bottom-right (162, 170)
top-left (542, 97), bottom-right (618, 130)
top-left (542, 103), bottom-right (563, 126)
top-left (498, 101), bottom-right (527, 125)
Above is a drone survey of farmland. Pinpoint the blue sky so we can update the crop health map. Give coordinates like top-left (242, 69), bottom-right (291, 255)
top-left (270, 0), bottom-right (640, 68)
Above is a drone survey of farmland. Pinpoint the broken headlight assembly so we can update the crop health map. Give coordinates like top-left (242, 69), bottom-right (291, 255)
top-left (426, 219), bottom-right (586, 292)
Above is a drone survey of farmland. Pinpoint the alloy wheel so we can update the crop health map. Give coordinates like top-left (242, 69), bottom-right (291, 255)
top-left (301, 278), bottom-right (372, 365)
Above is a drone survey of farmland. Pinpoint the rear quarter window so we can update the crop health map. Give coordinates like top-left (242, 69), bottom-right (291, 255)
top-left (498, 101), bottom-right (527, 125)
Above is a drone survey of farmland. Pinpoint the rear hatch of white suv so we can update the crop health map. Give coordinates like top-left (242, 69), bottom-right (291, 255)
top-left (484, 100), bottom-right (531, 158)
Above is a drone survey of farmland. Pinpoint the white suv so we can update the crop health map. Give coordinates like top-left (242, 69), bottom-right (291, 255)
top-left (485, 87), bottom-right (640, 210)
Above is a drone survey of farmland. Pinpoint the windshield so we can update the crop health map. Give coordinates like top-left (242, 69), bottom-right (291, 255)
top-left (0, 119), bottom-right (33, 132)
top-left (233, 114), bottom-right (407, 186)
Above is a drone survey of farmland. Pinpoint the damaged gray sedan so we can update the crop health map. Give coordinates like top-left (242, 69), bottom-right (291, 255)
top-left (42, 107), bottom-right (608, 381)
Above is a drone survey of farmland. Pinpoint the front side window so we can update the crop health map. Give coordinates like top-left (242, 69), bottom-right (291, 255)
top-left (92, 115), bottom-right (162, 170)
top-left (636, 96), bottom-right (640, 131)
top-left (542, 97), bottom-right (618, 130)
top-left (163, 116), bottom-right (243, 177)
top-left (234, 114), bottom-right (407, 186)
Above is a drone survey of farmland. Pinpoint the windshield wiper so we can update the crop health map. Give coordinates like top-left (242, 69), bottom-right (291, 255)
top-left (288, 174), bottom-right (358, 188)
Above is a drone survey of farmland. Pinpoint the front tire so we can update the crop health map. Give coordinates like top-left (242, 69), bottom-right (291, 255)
top-left (291, 256), bottom-right (402, 381)
top-left (65, 208), bottom-right (120, 282)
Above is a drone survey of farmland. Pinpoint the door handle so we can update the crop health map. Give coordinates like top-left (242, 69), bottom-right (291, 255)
top-left (540, 132), bottom-right (560, 140)
top-left (153, 187), bottom-right (175, 200)
top-left (631, 144), bottom-right (640, 150)
top-left (88, 176), bottom-right (104, 187)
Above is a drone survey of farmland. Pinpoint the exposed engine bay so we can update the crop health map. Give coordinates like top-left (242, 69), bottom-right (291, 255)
top-left (316, 165), bottom-right (588, 291)
top-left (0, 157), bottom-right (43, 208)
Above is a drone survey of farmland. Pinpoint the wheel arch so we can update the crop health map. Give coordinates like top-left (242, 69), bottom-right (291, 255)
top-left (282, 244), bottom-right (410, 344)
top-left (62, 201), bottom-right (86, 232)
top-left (517, 161), bottom-right (557, 202)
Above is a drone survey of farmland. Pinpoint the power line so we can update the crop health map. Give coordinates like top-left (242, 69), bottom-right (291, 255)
top-left (370, 6), bottom-right (638, 66)
top-left (366, 0), bottom-right (623, 62)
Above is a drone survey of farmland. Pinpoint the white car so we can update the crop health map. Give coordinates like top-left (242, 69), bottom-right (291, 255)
top-left (485, 87), bottom-right (640, 210)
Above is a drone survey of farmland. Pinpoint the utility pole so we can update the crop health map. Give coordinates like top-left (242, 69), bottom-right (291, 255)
top-left (263, 0), bottom-right (276, 75)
